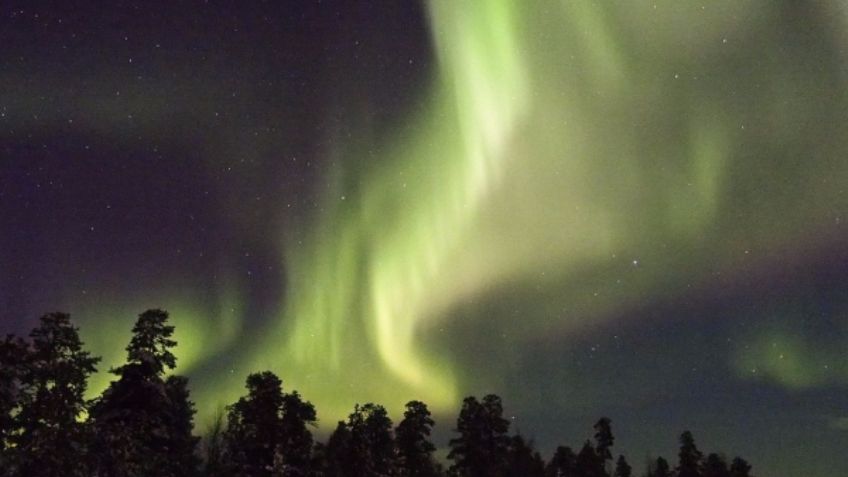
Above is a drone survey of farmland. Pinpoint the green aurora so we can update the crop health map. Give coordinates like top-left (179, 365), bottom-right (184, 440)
top-left (4, 2), bottom-right (848, 475)
top-left (62, 0), bottom-right (848, 422)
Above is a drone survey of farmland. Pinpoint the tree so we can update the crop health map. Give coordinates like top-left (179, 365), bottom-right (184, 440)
top-left (223, 371), bottom-right (286, 477)
top-left (346, 402), bottom-right (397, 477)
top-left (703, 453), bottom-right (729, 477)
top-left (575, 440), bottom-right (604, 477)
top-left (647, 457), bottom-right (671, 477)
top-left (729, 457), bottom-right (751, 477)
top-left (593, 417), bottom-right (614, 467)
top-left (505, 434), bottom-right (545, 477)
top-left (164, 375), bottom-right (201, 475)
top-left (89, 309), bottom-right (197, 477)
top-left (677, 431), bottom-right (703, 477)
top-left (277, 390), bottom-right (317, 476)
top-left (321, 421), bottom-right (354, 477)
top-left (11, 313), bottom-right (99, 477)
top-left (545, 446), bottom-right (577, 477)
top-left (203, 410), bottom-right (227, 477)
top-left (447, 394), bottom-right (510, 477)
top-left (613, 455), bottom-right (631, 477)
top-left (396, 400), bottom-right (439, 477)
top-left (0, 335), bottom-right (28, 456)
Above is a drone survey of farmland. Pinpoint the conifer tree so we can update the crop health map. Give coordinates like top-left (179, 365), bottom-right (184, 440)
top-left (89, 309), bottom-right (197, 477)
top-left (649, 457), bottom-right (672, 477)
top-left (447, 394), bottom-right (510, 477)
top-left (277, 390), bottom-right (317, 476)
top-left (396, 400), bottom-right (439, 477)
top-left (223, 371), bottom-right (286, 477)
top-left (0, 335), bottom-right (28, 458)
top-left (575, 440), bottom-right (604, 477)
top-left (677, 431), bottom-right (703, 477)
top-left (347, 402), bottom-right (397, 477)
top-left (613, 455), bottom-right (631, 477)
top-left (12, 313), bottom-right (99, 477)
top-left (505, 434), bottom-right (545, 477)
top-left (729, 457), bottom-right (751, 477)
top-left (545, 445), bottom-right (577, 477)
top-left (322, 420), bottom-right (354, 477)
top-left (593, 417), bottom-right (614, 468)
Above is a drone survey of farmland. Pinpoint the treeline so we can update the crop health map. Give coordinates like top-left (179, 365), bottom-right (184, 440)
top-left (0, 310), bottom-right (754, 477)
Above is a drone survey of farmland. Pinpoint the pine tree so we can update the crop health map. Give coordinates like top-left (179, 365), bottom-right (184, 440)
top-left (89, 309), bottom-right (198, 477)
top-left (277, 390), bottom-right (317, 476)
top-left (505, 434), bottom-right (545, 477)
top-left (396, 400), bottom-right (439, 477)
top-left (703, 453), bottom-right (729, 477)
top-left (677, 431), bottom-right (703, 477)
top-left (613, 455), bottom-right (631, 477)
top-left (347, 402), bottom-right (397, 477)
top-left (12, 313), bottom-right (99, 477)
top-left (575, 440), bottom-right (603, 477)
top-left (545, 445), bottom-right (577, 477)
top-left (593, 417), bottom-right (614, 469)
top-left (729, 457), bottom-right (751, 477)
top-left (223, 371), bottom-right (286, 477)
top-left (447, 394), bottom-right (510, 477)
top-left (650, 457), bottom-right (671, 477)
top-left (0, 335), bottom-right (28, 458)
top-left (322, 420), bottom-right (354, 477)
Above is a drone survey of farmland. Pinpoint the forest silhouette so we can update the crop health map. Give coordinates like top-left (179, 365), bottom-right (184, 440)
top-left (0, 310), bottom-right (754, 477)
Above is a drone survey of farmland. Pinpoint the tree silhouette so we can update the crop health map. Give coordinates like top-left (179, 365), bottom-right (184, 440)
top-left (277, 390), bottom-right (317, 476)
top-left (447, 394), bottom-right (510, 477)
top-left (505, 434), bottom-right (545, 477)
top-left (729, 457), bottom-right (751, 477)
top-left (11, 313), bottom-right (99, 477)
top-left (593, 417), bottom-right (614, 469)
top-left (321, 420), bottom-right (354, 477)
top-left (648, 456), bottom-right (672, 477)
top-left (545, 445), bottom-right (577, 477)
top-left (677, 431), bottom-right (704, 477)
top-left (703, 453), bottom-right (729, 477)
top-left (613, 455), bottom-right (631, 477)
top-left (396, 400), bottom-right (439, 477)
top-left (202, 410), bottom-right (227, 477)
top-left (222, 371), bottom-right (286, 476)
top-left (575, 440), bottom-right (604, 477)
top-left (0, 308), bottom-right (761, 477)
top-left (346, 402), bottom-right (397, 477)
top-left (89, 309), bottom-right (197, 477)
top-left (0, 335), bottom-right (28, 460)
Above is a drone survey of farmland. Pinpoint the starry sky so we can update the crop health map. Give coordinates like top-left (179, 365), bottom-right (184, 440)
top-left (2, 1), bottom-right (848, 475)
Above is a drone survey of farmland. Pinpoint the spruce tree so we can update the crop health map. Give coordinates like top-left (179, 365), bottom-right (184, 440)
top-left (650, 457), bottom-right (672, 477)
top-left (505, 434), bottom-right (545, 477)
top-left (322, 420), bottom-right (354, 477)
top-left (347, 402), bottom-right (396, 477)
top-left (729, 457), bottom-right (751, 477)
top-left (593, 417), bottom-right (614, 469)
top-left (677, 431), bottom-right (703, 477)
top-left (545, 445), bottom-right (577, 477)
top-left (277, 390), bottom-right (317, 476)
top-left (575, 440), bottom-right (603, 477)
top-left (396, 400), bottom-right (439, 477)
top-left (0, 335), bottom-right (28, 458)
top-left (703, 453), bottom-right (729, 477)
top-left (447, 394), bottom-right (510, 477)
top-left (89, 309), bottom-right (198, 477)
top-left (12, 313), bottom-right (99, 477)
top-left (223, 371), bottom-right (286, 477)
top-left (613, 455), bottom-right (631, 477)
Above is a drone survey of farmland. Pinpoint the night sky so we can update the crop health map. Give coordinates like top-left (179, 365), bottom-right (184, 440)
top-left (2, 1), bottom-right (848, 475)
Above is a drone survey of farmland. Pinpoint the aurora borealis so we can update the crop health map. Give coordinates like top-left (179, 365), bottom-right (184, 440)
top-left (2, 1), bottom-right (848, 475)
